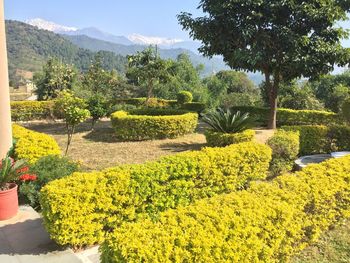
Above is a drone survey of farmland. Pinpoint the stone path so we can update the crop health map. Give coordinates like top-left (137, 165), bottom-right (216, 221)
top-left (0, 206), bottom-right (84, 263)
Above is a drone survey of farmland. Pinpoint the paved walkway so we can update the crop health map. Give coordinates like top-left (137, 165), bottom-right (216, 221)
top-left (0, 206), bottom-right (84, 263)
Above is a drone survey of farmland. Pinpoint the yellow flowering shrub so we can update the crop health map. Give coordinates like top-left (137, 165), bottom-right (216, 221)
top-left (12, 124), bottom-right (61, 164)
top-left (101, 155), bottom-right (350, 263)
top-left (110, 109), bottom-right (198, 140)
top-left (205, 129), bottom-right (255, 147)
top-left (40, 142), bottom-right (271, 247)
top-left (11, 101), bottom-right (55, 121)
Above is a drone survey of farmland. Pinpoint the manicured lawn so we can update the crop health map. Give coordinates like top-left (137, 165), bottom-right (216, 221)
top-left (292, 220), bottom-right (350, 263)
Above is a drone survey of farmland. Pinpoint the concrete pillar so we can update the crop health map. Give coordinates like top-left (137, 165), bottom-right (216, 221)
top-left (0, 0), bottom-right (12, 159)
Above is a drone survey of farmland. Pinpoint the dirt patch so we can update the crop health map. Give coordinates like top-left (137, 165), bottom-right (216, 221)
top-left (22, 120), bottom-right (206, 170)
top-left (21, 120), bottom-right (274, 170)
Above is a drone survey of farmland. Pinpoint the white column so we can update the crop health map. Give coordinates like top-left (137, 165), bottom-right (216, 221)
top-left (0, 0), bottom-right (12, 159)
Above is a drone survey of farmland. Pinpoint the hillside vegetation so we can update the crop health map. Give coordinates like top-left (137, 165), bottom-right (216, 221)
top-left (6, 20), bottom-right (127, 85)
top-left (63, 34), bottom-right (229, 76)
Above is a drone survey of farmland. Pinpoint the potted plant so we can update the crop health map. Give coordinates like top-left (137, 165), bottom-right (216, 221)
top-left (202, 107), bottom-right (255, 147)
top-left (0, 155), bottom-right (30, 220)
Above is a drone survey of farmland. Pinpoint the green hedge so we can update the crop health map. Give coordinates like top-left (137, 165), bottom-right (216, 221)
top-left (231, 106), bottom-right (341, 126)
top-left (267, 130), bottom-right (300, 176)
top-left (11, 101), bottom-right (55, 121)
top-left (101, 155), bottom-right (350, 263)
top-left (40, 142), bottom-right (272, 247)
top-left (12, 124), bottom-right (61, 164)
top-left (116, 97), bottom-right (206, 113)
top-left (181, 102), bottom-right (206, 113)
top-left (116, 98), bottom-right (177, 108)
top-left (110, 109), bottom-right (198, 140)
top-left (205, 129), bottom-right (255, 147)
top-left (282, 125), bottom-right (350, 155)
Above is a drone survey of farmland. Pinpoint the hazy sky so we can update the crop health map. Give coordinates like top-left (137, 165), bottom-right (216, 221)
top-left (4, 0), bottom-right (350, 46)
top-left (4, 0), bottom-right (203, 40)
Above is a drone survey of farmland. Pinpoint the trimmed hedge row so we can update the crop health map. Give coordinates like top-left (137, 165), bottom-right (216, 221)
top-left (101, 155), bottom-right (350, 263)
top-left (11, 101), bottom-right (54, 121)
top-left (282, 125), bottom-right (350, 155)
top-left (205, 129), bottom-right (255, 147)
top-left (231, 106), bottom-right (341, 126)
top-left (116, 98), bottom-right (177, 108)
top-left (116, 98), bottom-right (206, 113)
top-left (12, 124), bottom-right (61, 164)
top-left (111, 109), bottom-right (198, 140)
top-left (40, 142), bottom-right (272, 247)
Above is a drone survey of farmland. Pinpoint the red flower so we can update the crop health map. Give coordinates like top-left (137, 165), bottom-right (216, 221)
top-left (16, 166), bottom-right (29, 174)
top-left (19, 174), bottom-right (37, 182)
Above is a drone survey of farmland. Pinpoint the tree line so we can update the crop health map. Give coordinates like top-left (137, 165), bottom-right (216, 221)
top-left (34, 46), bottom-right (350, 117)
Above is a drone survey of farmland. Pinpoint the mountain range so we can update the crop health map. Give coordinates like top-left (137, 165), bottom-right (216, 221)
top-left (25, 18), bottom-right (199, 50)
top-left (7, 18), bottom-right (264, 85)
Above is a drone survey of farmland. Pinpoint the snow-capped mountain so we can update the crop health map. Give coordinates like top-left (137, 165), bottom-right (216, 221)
top-left (128, 33), bottom-right (183, 46)
top-left (24, 18), bottom-right (192, 48)
top-left (25, 18), bottom-right (77, 33)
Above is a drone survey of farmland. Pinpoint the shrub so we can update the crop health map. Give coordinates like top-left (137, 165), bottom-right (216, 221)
top-left (231, 106), bottom-right (341, 126)
top-left (101, 155), bottom-right (350, 263)
top-left (107, 104), bottom-right (138, 116)
top-left (267, 130), bottom-right (300, 176)
top-left (114, 97), bottom-right (206, 112)
top-left (177, 91), bottom-right (193, 104)
top-left (205, 129), bottom-right (255, 147)
top-left (40, 142), bottom-right (272, 247)
top-left (110, 109), bottom-right (198, 140)
top-left (341, 98), bottom-right (350, 124)
top-left (19, 155), bottom-right (79, 210)
top-left (11, 101), bottom-right (55, 121)
top-left (203, 108), bottom-right (254, 133)
top-left (327, 125), bottom-right (350, 151)
top-left (282, 125), bottom-right (350, 155)
top-left (180, 102), bottom-right (206, 113)
top-left (115, 98), bottom-right (176, 108)
top-left (282, 125), bottom-right (329, 155)
top-left (87, 94), bottom-right (108, 129)
top-left (12, 124), bottom-right (61, 164)
top-left (54, 90), bottom-right (90, 154)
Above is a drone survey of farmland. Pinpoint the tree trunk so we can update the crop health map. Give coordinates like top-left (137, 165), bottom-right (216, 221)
top-left (267, 90), bottom-right (278, 129)
top-left (65, 125), bottom-right (75, 155)
top-left (264, 72), bottom-right (278, 130)
top-left (145, 81), bottom-right (154, 105)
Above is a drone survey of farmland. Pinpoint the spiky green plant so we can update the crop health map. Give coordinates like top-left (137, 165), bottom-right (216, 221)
top-left (202, 108), bottom-right (254, 133)
top-left (0, 155), bottom-right (26, 190)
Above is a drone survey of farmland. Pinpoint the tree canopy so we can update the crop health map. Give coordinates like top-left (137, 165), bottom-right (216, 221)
top-left (203, 70), bottom-right (261, 108)
top-left (178, 0), bottom-right (350, 128)
top-left (126, 46), bottom-right (171, 101)
top-left (34, 58), bottom-right (78, 100)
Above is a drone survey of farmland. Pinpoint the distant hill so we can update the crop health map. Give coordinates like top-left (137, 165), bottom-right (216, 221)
top-left (5, 20), bottom-right (127, 85)
top-left (63, 34), bottom-right (229, 76)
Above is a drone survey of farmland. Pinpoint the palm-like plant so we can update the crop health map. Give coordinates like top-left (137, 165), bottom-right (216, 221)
top-left (202, 108), bottom-right (254, 133)
top-left (0, 155), bottom-right (26, 190)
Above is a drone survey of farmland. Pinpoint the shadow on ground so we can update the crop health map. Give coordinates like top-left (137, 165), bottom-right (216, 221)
top-left (160, 141), bottom-right (206, 152)
top-left (0, 218), bottom-right (63, 255)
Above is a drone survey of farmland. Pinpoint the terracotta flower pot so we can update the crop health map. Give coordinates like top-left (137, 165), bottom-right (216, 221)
top-left (0, 183), bottom-right (18, 220)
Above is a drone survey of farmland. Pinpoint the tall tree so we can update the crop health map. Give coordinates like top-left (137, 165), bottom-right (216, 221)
top-left (126, 46), bottom-right (170, 102)
top-left (156, 53), bottom-right (208, 102)
top-left (203, 70), bottom-right (261, 108)
top-left (178, 0), bottom-right (350, 128)
top-left (34, 58), bottom-right (78, 100)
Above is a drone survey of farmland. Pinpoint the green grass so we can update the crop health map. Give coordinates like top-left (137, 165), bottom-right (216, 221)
top-left (292, 219), bottom-right (350, 263)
